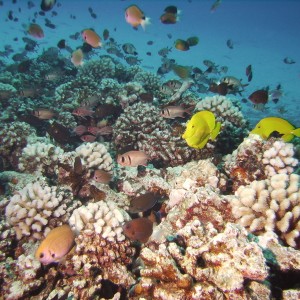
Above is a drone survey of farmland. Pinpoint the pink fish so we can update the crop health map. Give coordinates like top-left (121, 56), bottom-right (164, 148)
top-left (80, 134), bottom-right (96, 142)
top-left (72, 107), bottom-right (94, 117)
top-left (117, 150), bottom-right (148, 167)
top-left (87, 126), bottom-right (113, 136)
top-left (73, 125), bottom-right (87, 136)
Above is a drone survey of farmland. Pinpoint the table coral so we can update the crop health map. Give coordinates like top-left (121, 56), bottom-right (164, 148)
top-left (232, 173), bottom-right (300, 248)
top-left (5, 181), bottom-right (80, 240)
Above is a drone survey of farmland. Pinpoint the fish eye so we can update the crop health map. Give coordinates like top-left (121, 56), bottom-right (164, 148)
top-left (51, 253), bottom-right (55, 258)
top-left (39, 253), bottom-right (44, 258)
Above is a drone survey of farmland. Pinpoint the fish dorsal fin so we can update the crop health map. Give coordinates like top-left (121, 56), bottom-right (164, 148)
top-left (203, 111), bottom-right (216, 132)
top-left (210, 122), bottom-right (221, 140)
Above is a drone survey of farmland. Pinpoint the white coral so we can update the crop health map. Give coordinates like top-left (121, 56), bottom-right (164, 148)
top-left (18, 141), bottom-right (64, 174)
top-left (195, 95), bottom-right (246, 127)
top-left (232, 173), bottom-right (300, 247)
top-left (69, 200), bottom-right (131, 242)
top-left (5, 181), bottom-right (78, 240)
top-left (75, 142), bottom-right (113, 174)
top-left (262, 140), bottom-right (298, 177)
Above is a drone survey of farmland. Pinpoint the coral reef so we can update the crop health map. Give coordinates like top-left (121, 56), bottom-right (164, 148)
top-left (131, 221), bottom-right (269, 299)
top-left (18, 141), bottom-right (64, 176)
top-left (5, 181), bottom-right (80, 240)
top-left (224, 135), bottom-right (299, 191)
top-left (232, 173), bottom-right (300, 248)
top-left (113, 102), bottom-right (213, 167)
top-left (75, 142), bottom-right (114, 176)
top-left (0, 121), bottom-right (35, 169)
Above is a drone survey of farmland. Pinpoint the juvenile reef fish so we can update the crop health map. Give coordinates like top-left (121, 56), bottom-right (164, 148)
top-left (93, 169), bottom-right (112, 184)
top-left (80, 134), bottom-right (96, 142)
top-left (33, 108), bottom-right (56, 120)
top-left (35, 225), bottom-right (74, 265)
top-left (160, 106), bottom-right (193, 119)
top-left (82, 29), bottom-right (102, 48)
top-left (73, 125), bottom-right (87, 136)
top-left (182, 110), bottom-right (221, 149)
top-left (226, 39), bottom-right (234, 49)
top-left (269, 84), bottom-right (283, 103)
top-left (125, 5), bottom-right (151, 30)
top-left (125, 56), bottom-right (141, 65)
top-left (72, 107), bottom-right (94, 117)
top-left (248, 89), bottom-right (268, 105)
top-left (174, 39), bottom-right (190, 51)
top-left (123, 217), bottom-right (153, 243)
top-left (211, 0), bottom-right (222, 12)
top-left (251, 117), bottom-right (300, 142)
top-left (160, 12), bottom-right (178, 24)
top-left (27, 23), bottom-right (44, 39)
top-left (122, 43), bottom-right (138, 55)
top-left (164, 5), bottom-right (180, 14)
top-left (117, 150), bottom-right (148, 167)
top-left (186, 36), bottom-right (199, 47)
top-left (128, 192), bottom-right (160, 213)
top-left (283, 57), bottom-right (295, 64)
top-left (246, 64), bottom-right (253, 82)
top-left (172, 64), bottom-right (192, 79)
top-left (71, 48), bottom-right (84, 66)
top-left (41, 0), bottom-right (56, 12)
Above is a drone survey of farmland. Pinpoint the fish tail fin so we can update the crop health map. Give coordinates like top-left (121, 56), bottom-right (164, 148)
top-left (185, 106), bottom-right (194, 115)
top-left (291, 128), bottom-right (300, 138)
top-left (210, 122), bottom-right (221, 140)
top-left (141, 17), bottom-right (151, 30)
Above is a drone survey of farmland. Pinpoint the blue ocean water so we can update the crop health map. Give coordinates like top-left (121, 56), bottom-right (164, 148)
top-left (0, 0), bottom-right (299, 126)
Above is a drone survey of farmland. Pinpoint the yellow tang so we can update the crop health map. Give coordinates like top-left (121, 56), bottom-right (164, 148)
top-left (182, 110), bottom-right (221, 149)
top-left (251, 117), bottom-right (300, 142)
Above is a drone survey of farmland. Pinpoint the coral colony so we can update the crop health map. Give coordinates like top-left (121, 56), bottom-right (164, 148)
top-left (0, 3), bottom-right (300, 300)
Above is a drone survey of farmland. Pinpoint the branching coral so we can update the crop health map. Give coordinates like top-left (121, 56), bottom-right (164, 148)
top-left (5, 181), bottom-right (80, 240)
top-left (133, 69), bottom-right (161, 95)
top-left (18, 141), bottom-right (64, 176)
top-left (224, 135), bottom-right (299, 191)
top-left (113, 102), bottom-right (213, 167)
top-left (232, 173), bottom-right (300, 248)
top-left (58, 200), bottom-right (136, 296)
top-left (262, 140), bottom-right (298, 177)
top-left (0, 121), bottom-right (36, 169)
top-left (75, 142), bottom-right (113, 176)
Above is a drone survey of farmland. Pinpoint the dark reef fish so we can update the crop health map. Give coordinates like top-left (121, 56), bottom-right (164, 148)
top-left (41, 0), bottom-right (56, 12)
top-left (226, 39), bottom-right (234, 49)
top-left (128, 192), bottom-right (160, 213)
top-left (248, 89), bottom-right (268, 105)
top-left (283, 57), bottom-right (295, 64)
top-left (123, 217), bottom-right (153, 243)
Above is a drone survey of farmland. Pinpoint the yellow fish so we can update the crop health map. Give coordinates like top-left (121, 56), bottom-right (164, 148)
top-left (35, 225), bottom-right (75, 265)
top-left (182, 110), bottom-right (221, 149)
top-left (251, 117), bottom-right (300, 142)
